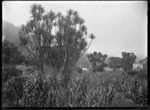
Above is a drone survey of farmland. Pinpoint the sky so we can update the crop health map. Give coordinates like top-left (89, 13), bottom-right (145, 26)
top-left (2, 1), bottom-right (147, 58)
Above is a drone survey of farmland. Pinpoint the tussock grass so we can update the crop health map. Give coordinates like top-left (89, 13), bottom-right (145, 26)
top-left (2, 65), bottom-right (147, 107)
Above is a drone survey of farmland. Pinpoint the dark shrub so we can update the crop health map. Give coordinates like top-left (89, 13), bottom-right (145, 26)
top-left (2, 40), bottom-right (25, 65)
top-left (127, 70), bottom-right (137, 76)
top-left (137, 69), bottom-right (147, 80)
top-left (2, 75), bottom-right (26, 107)
top-left (75, 66), bottom-right (82, 74)
top-left (2, 65), bottom-right (22, 83)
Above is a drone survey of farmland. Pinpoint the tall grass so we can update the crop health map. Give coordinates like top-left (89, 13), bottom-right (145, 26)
top-left (2, 65), bottom-right (147, 107)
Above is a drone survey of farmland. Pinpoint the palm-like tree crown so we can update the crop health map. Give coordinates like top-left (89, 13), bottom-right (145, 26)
top-left (89, 33), bottom-right (95, 40)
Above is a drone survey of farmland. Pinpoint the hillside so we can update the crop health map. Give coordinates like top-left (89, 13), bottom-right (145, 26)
top-left (76, 53), bottom-right (91, 68)
top-left (2, 20), bottom-right (21, 44)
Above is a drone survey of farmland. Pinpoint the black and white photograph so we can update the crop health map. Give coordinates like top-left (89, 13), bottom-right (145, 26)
top-left (2, 1), bottom-right (147, 107)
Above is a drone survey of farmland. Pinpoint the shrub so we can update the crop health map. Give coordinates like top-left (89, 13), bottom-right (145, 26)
top-left (2, 40), bottom-right (25, 65)
top-left (2, 65), bottom-right (22, 83)
top-left (75, 66), bottom-right (82, 74)
top-left (110, 93), bottom-right (138, 107)
top-left (127, 70), bottom-right (137, 76)
top-left (2, 65), bottom-right (147, 107)
top-left (87, 52), bottom-right (107, 72)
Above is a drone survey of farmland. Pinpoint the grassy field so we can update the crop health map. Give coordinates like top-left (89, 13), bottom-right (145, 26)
top-left (2, 64), bottom-right (147, 107)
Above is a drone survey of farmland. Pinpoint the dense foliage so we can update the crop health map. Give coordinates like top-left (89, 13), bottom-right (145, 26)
top-left (2, 40), bottom-right (25, 65)
top-left (87, 52), bottom-right (107, 72)
top-left (2, 67), bottom-right (147, 107)
top-left (121, 52), bottom-right (136, 73)
top-left (108, 57), bottom-right (123, 71)
top-left (2, 40), bottom-right (27, 84)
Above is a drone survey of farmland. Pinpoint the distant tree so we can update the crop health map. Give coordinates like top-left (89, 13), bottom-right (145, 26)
top-left (19, 4), bottom-right (95, 88)
top-left (87, 52), bottom-right (107, 72)
top-left (2, 40), bottom-right (25, 85)
top-left (108, 57), bottom-right (123, 71)
top-left (140, 57), bottom-right (147, 71)
top-left (2, 40), bottom-right (25, 65)
top-left (121, 52), bottom-right (136, 73)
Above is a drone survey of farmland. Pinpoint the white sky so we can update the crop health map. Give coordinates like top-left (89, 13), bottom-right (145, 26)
top-left (2, 1), bottom-right (147, 58)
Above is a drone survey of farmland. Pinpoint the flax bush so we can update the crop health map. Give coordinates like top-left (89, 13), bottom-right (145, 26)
top-left (2, 67), bottom-right (147, 107)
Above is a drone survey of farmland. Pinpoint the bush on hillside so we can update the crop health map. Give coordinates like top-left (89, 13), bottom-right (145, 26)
top-left (2, 40), bottom-right (25, 65)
